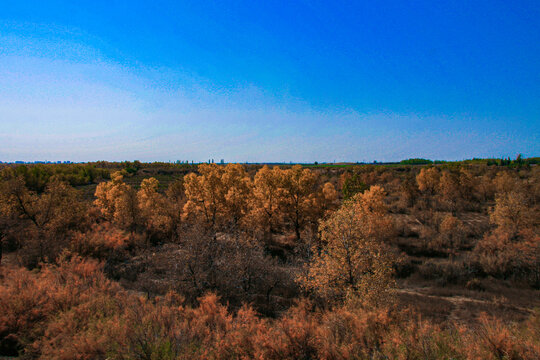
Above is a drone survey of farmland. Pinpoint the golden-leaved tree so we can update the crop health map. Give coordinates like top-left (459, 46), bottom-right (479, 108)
top-left (280, 165), bottom-right (318, 241)
top-left (248, 165), bottom-right (286, 240)
top-left (183, 164), bottom-right (336, 243)
top-left (474, 179), bottom-right (540, 286)
top-left (183, 163), bottom-right (253, 232)
top-left (247, 165), bottom-right (338, 244)
top-left (317, 181), bottom-right (339, 215)
top-left (458, 167), bottom-right (476, 201)
top-left (490, 189), bottom-right (536, 238)
top-left (437, 214), bottom-right (465, 257)
top-left (416, 167), bottom-right (439, 195)
top-left (299, 185), bottom-right (396, 307)
top-left (493, 171), bottom-right (517, 195)
top-left (221, 163), bottom-right (253, 231)
top-left (438, 170), bottom-right (460, 212)
top-left (94, 171), bottom-right (138, 230)
top-left (138, 178), bottom-right (173, 238)
top-left (183, 164), bottom-right (224, 229)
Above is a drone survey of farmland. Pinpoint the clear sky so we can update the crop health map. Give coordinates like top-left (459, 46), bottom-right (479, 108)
top-left (0, 1), bottom-right (539, 162)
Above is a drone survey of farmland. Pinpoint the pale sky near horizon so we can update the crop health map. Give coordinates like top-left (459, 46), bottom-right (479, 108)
top-left (0, 1), bottom-right (539, 162)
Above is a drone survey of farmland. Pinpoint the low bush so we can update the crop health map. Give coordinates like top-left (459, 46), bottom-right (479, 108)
top-left (418, 259), bottom-right (476, 286)
top-left (2, 257), bottom-right (539, 359)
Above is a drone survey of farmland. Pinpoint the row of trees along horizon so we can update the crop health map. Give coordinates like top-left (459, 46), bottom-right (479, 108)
top-left (0, 155), bottom-right (537, 192)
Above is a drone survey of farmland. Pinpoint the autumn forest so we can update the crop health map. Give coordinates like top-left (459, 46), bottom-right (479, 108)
top-left (0, 159), bottom-right (538, 359)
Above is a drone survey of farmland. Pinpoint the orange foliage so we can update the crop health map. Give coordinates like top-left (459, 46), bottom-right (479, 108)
top-left (299, 186), bottom-right (396, 307)
top-left (490, 189), bottom-right (537, 237)
top-left (94, 171), bottom-right (138, 230)
top-left (183, 163), bottom-right (252, 231)
top-left (70, 223), bottom-right (133, 260)
top-left (138, 177), bottom-right (174, 236)
top-left (0, 255), bottom-right (118, 357)
top-left (438, 170), bottom-right (460, 211)
top-left (436, 214), bottom-right (465, 256)
top-left (474, 229), bottom-right (540, 286)
top-left (416, 167), bottom-right (439, 194)
top-left (1, 257), bottom-right (539, 359)
top-left (248, 165), bottom-right (286, 239)
top-left (183, 164), bottom-right (335, 242)
top-left (2, 162), bottom-right (540, 359)
top-left (0, 176), bottom-right (87, 266)
top-left (279, 165), bottom-right (318, 241)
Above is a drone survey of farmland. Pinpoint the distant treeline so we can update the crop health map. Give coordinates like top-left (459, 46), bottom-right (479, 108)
top-left (0, 161), bottom-right (200, 192)
top-left (92, 160), bottom-right (197, 172)
top-left (0, 164), bottom-right (110, 192)
top-left (400, 155), bottom-right (538, 167)
top-left (1, 156), bottom-right (537, 194)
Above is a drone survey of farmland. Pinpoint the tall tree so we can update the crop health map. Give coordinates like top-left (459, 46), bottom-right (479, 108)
top-left (183, 163), bottom-right (252, 232)
top-left (280, 165), bottom-right (317, 241)
top-left (438, 170), bottom-right (460, 212)
top-left (138, 178), bottom-right (173, 238)
top-left (221, 164), bottom-right (253, 231)
top-left (299, 186), bottom-right (395, 307)
top-left (94, 171), bottom-right (138, 230)
top-left (248, 165), bottom-right (285, 240)
top-left (416, 167), bottom-right (440, 195)
top-left (183, 164), bottom-right (225, 230)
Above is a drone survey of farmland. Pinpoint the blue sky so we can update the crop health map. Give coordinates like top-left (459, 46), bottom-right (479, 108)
top-left (0, 1), bottom-right (539, 162)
